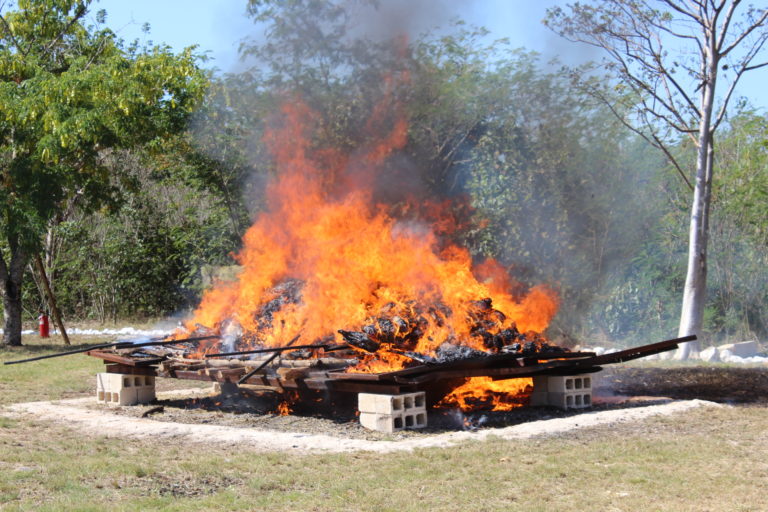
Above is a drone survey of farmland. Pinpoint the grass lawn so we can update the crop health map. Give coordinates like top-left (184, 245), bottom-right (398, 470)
top-left (1, 337), bottom-right (767, 511)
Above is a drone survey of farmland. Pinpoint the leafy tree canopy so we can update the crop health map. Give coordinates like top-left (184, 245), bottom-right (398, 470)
top-left (0, 0), bottom-right (208, 344)
top-left (0, 0), bottom-right (208, 251)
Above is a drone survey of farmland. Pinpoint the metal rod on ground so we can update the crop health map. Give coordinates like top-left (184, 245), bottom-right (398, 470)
top-left (2, 335), bottom-right (221, 365)
top-left (126, 335), bottom-right (221, 349)
top-left (237, 334), bottom-right (301, 385)
top-left (205, 343), bottom-right (347, 358)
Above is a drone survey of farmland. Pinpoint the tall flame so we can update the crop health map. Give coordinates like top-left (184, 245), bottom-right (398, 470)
top-left (185, 94), bottom-right (559, 380)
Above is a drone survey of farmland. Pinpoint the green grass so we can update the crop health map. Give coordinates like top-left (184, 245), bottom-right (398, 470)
top-left (1, 340), bottom-right (767, 511)
top-left (0, 336), bottom-right (108, 406)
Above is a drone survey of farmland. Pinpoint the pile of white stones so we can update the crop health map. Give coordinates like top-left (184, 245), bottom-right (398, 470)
top-left (583, 340), bottom-right (766, 364)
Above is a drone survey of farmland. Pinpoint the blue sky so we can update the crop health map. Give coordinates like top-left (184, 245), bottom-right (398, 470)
top-left (94, 0), bottom-right (765, 110)
top-left (93, 0), bottom-right (581, 72)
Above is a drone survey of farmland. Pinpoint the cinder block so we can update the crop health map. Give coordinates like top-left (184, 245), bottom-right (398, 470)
top-left (403, 411), bottom-right (427, 429)
top-left (96, 373), bottom-right (124, 392)
top-left (529, 391), bottom-right (549, 406)
top-left (545, 375), bottom-right (593, 393)
top-left (359, 412), bottom-right (404, 433)
top-left (359, 410), bottom-right (428, 432)
top-left (98, 387), bottom-right (138, 406)
top-left (137, 387), bottom-right (156, 404)
top-left (531, 373), bottom-right (597, 409)
top-left (96, 372), bottom-right (155, 406)
top-left (358, 392), bottom-right (426, 415)
top-left (547, 392), bottom-right (592, 410)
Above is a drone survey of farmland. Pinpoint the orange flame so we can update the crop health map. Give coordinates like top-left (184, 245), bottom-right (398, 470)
top-left (436, 377), bottom-right (533, 411)
top-left (184, 93), bottom-right (559, 378)
top-left (276, 400), bottom-right (292, 416)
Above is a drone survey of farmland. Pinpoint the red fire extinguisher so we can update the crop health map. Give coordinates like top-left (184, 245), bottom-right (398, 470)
top-left (38, 313), bottom-right (50, 338)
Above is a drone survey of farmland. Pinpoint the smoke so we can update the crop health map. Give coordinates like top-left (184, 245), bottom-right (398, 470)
top-left (342, 0), bottom-right (466, 42)
top-left (189, 0), bottom-right (677, 348)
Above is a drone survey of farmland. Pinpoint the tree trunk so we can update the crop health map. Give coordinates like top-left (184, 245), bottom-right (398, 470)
top-left (676, 147), bottom-right (712, 358)
top-left (677, 64), bottom-right (717, 359)
top-left (2, 282), bottom-right (23, 346)
top-left (0, 245), bottom-right (27, 347)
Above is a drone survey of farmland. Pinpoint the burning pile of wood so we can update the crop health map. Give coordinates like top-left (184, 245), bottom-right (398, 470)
top-left (68, 334), bottom-right (694, 411)
top-left (178, 276), bottom-right (566, 378)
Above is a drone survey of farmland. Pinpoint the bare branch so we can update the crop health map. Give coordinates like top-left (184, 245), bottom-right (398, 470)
top-left (659, 0), bottom-right (705, 24)
top-left (720, 9), bottom-right (768, 56)
top-left (586, 81), bottom-right (694, 191)
top-left (649, 130), bottom-right (695, 191)
top-left (714, 35), bottom-right (768, 129)
top-left (715, 0), bottom-right (739, 52)
top-left (744, 60), bottom-right (768, 71)
top-left (605, 43), bottom-right (697, 127)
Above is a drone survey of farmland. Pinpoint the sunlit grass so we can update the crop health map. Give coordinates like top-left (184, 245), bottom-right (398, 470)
top-left (1, 338), bottom-right (766, 511)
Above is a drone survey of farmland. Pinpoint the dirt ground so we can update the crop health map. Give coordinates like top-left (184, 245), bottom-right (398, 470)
top-left (5, 364), bottom-right (764, 452)
top-left (126, 364), bottom-right (768, 435)
top-left (597, 365), bottom-right (768, 404)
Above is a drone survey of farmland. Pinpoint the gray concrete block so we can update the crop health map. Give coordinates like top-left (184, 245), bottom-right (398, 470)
top-left (96, 372), bottom-right (155, 406)
top-left (359, 412), bottom-right (404, 433)
top-left (547, 391), bottom-right (592, 410)
top-left (358, 392), bottom-right (426, 414)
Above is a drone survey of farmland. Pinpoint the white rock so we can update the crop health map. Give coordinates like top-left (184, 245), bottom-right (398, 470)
top-left (717, 340), bottom-right (759, 358)
top-left (659, 350), bottom-right (675, 360)
top-left (699, 346), bottom-right (720, 363)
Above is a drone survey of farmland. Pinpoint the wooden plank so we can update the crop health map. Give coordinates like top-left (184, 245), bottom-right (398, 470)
top-left (86, 350), bottom-right (163, 366)
top-left (173, 370), bottom-right (215, 381)
top-left (105, 364), bottom-right (156, 376)
top-left (327, 350), bottom-right (597, 382)
top-left (326, 380), bottom-right (411, 394)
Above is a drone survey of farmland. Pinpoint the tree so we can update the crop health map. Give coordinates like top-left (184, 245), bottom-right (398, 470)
top-left (0, 0), bottom-right (207, 345)
top-left (546, 0), bottom-right (768, 358)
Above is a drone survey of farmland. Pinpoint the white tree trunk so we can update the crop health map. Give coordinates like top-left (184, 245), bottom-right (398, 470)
top-left (676, 145), bottom-right (712, 359)
top-left (677, 65), bottom-right (717, 360)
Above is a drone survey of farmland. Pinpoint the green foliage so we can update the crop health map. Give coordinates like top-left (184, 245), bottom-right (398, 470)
top-left (0, 0), bottom-right (207, 250)
top-left (706, 111), bottom-right (768, 339)
top-left (46, 149), bottom-right (241, 321)
top-left (0, 0), bottom-right (207, 339)
top-left (3, 0), bottom-right (765, 347)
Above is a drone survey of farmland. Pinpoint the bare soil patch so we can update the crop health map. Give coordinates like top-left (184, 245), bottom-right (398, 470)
top-left (4, 395), bottom-right (716, 454)
top-left (3, 363), bottom-right (760, 453)
top-left (597, 365), bottom-right (768, 404)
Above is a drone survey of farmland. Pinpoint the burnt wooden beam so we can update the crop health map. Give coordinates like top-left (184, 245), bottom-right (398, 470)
top-left (4, 335), bottom-right (220, 366)
top-left (205, 342), bottom-right (346, 358)
top-left (105, 363), bottom-right (157, 376)
top-left (237, 334), bottom-right (301, 385)
top-left (86, 350), bottom-right (163, 366)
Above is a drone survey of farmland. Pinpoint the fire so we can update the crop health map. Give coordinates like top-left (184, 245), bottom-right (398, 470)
top-left (183, 91), bottom-right (559, 385)
top-left (436, 377), bottom-right (533, 411)
top-left (276, 400), bottom-right (292, 416)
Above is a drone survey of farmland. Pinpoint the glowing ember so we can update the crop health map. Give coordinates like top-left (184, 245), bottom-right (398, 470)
top-left (436, 377), bottom-right (533, 411)
top-left (276, 401), bottom-right (292, 416)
